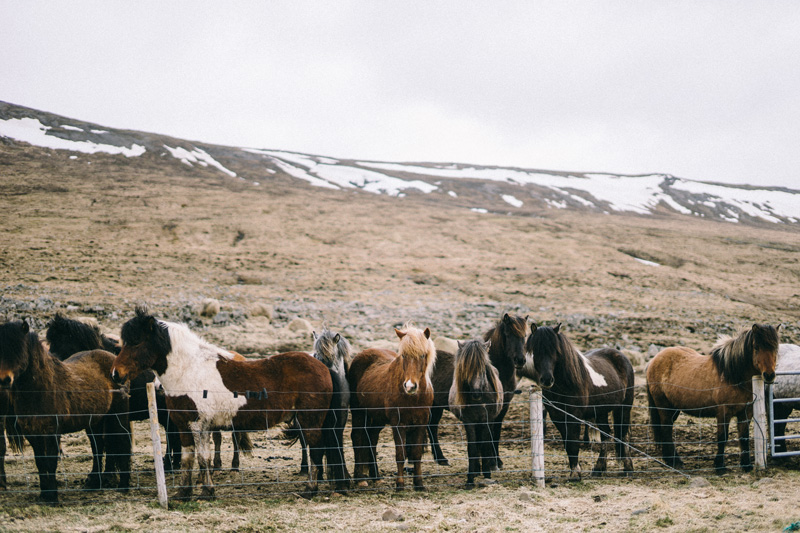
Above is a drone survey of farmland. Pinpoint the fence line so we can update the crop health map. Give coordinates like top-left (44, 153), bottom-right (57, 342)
top-left (1, 380), bottom-right (798, 505)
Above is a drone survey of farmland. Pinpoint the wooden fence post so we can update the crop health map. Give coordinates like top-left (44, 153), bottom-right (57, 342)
top-left (530, 387), bottom-right (545, 488)
top-left (147, 382), bottom-right (169, 507)
top-left (751, 376), bottom-right (767, 469)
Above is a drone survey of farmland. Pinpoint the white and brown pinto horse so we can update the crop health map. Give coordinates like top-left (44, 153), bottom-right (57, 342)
top-left (111, 307), bottom-right (338, 500)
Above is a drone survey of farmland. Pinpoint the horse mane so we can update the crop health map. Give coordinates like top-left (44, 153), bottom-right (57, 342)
top-left (313, 328), bottom-right (351, 369)
top-left (397, 322), bottom-right (437, 382)
top-left (711, 324), bottom-right (779, 384)
top-left (528, 325), bottom-right (588, 386)
top-left (46, 313), bottom-right (120, 359)
top-left (452, 339), bottom-right (502, 408)
top-left (484, 314), bottom-right (527, 348)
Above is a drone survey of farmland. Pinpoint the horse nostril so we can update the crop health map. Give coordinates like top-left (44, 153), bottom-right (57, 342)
top-left (0, 376), bottom-right (11, 387)
top-left (764, 372), bottom-right (776, 384)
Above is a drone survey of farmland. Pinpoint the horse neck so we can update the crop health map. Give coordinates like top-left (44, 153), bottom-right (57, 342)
top-left (551, 336), bottom-right (589, 395)
top-left (711, 331), bottom-right (757, 385)
top-left (17, 339), bottom-right (61, 391)
top-left (485, 326), bottom-right (515, 385)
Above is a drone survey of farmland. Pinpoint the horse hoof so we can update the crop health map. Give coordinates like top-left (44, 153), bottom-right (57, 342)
top-left (298, 468), bottom-right (309, 476)
top-left (394, 482), bottom-right (405, 492)
top-left (173, 488), bottom-right (193, 501)
top-left (477, 479), bottom-right (497, 487)
top-left (464, 481), bottom-right (476, 490)
top-left (356, 480), bottom-right (369, 490)
top-left (715, 467), bottom-right (729, 476)
top-left (591, 470), bottom-right (604, 478)
top-left (436, 458), bottom-right (450, 467)
top-left (413, 485), bottom-right (427, 492)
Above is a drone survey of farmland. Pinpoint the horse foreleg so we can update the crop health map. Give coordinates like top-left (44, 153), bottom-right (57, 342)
top-left (84, 424), bottom-right (104, 490)
top-left (714, 411), bottom-right (731, 473)
top-left (564, 419), bottom-right (583, 481)
top-left (614, 406), bottom-right (634, 475)
top-left (736, 410), bottom-right (752, 472)
top-left (175, 431), bottom-right (196, 501)
top-left (479, 421), bottom-right (496, 478)
top-left (464, 422), bottom-right (480, 489)
top-left (212, 430), bottom-right (222, 471)
top-left (194, 426), bottom-right (215, 500)
top-left (427, 406), bottom-right (449, 466)
top-left (298, 428), bottom-right (309, 475)
top-left (392, 426), bottom-right (408, 491)
top-left (591, 419), bottom-right (611, 477)
top-left (407, 425), bottom-right (427, 491)
top-left (489, 400), bottom-right (512, 470)
top-left (0, 423), bottom-right (6, 490)
top-left (29, 435), bottom-right (60, 504)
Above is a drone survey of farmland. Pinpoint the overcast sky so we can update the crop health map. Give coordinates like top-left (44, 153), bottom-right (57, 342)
top-left (2, 2), bottom-right (798, 189)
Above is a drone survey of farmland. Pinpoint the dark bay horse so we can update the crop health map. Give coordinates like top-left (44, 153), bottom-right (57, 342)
top-left (448, 339), bottom-right (503, 488)
top-left (1, 389), bottom-right (23, 491)
top-left (46, 314), bottom-right (251, 473)
top-left (428, 313), bottom-right (527, 468)
top-left (0, 320), bottom-right (131, 503)
top-left (349, 324), bottom-right (436, 491)
top-left (647, 324), bottom-right (779, 473)
top-left (111, 307), bottom-right (340, 500)
top-left (524, 323), bottom-right (634, 481)
top-left (298, 328), bottom-right (351, 486)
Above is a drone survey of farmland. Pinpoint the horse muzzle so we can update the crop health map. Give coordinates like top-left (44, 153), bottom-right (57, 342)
top-left (540, 377), bottom-right (554, 389)
top-left (110, 367), bottom-right (127, 385)
top-left (763, 371), bottom-right (776, 385)
top-left (403, 380), bottom-right (419, 395)
top-left (0, 373), bottom-right (13, 389)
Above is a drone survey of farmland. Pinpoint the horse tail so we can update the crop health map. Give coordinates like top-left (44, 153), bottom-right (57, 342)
top-left (321, 373), bottom-right (349, 489)
top-left (235, 432), bottom-right (254, 457)
top-left (278, 416), bottom-right (303, 447)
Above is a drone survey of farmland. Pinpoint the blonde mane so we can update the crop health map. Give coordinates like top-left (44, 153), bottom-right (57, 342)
top-left (396, 322), bottom-right (437, 382)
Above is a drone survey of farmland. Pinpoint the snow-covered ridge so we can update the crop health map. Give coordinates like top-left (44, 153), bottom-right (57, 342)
top-left (1, 102), bottom-right (798, 226)
top-left (0, 117), bottom-right (145, 157)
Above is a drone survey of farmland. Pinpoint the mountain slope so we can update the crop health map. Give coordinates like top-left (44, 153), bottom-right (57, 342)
top-left (1, 100), bottom-right (797, 226)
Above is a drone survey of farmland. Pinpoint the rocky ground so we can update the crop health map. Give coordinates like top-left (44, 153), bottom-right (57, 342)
top-left (1, 141), bottom-right (800, 531)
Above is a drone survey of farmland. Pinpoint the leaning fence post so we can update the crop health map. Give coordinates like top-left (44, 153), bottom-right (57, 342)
top-left (530, 387), bottom-right (545, 488)
top-left (751, 375), bottom-right (767, 469)
top-left (146, 382), bottom-right (169, 507)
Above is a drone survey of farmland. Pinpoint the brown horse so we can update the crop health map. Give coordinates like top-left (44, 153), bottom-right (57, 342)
top-left (349, 324), bottom-right (436, 491)
top-left (0, 320), bottom-right (131, 504)
top-left (110, 307), bottom-right (341, 500)
top-left (646, 323), bottom-right (779, 473)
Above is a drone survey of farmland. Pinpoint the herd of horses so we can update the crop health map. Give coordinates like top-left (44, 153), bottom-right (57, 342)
top-left (0, 307), bottom-right (796, 504)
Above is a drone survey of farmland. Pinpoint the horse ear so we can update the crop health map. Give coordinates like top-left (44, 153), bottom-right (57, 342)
top-left (776, 323), bottom-right (782, 332)
top-left (502, 313), bottom-right (511, 324)
top-left (554, 323), bottom-right (562, 333)
top-left (530, 322), bottom-right (538, 332)
top-left (147, 316), bottom-right (157, 332)
top-left (424, 328), bottom-right (431, 339)
top-left (333, 333), bottom-right (340, 344)
top-left (312, 331), bottom-right (318, 341)
top-left (457, 340), bottom-right (465, 349)
top-left (484, 340), bottom-right (492, 351)
top-left (20, 320), bottom-right (30, 335)
top-left (395, 328), bottom-right (406, 339)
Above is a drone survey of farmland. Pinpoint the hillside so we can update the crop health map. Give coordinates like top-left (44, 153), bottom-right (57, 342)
top-left (0, 100), bottom-right (798, 356)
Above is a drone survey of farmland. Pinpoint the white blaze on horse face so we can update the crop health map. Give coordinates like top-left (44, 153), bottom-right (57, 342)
top-left (404, 379), bottom-right (418, 394)
top-left (579, 351), bottom-right (608, 387)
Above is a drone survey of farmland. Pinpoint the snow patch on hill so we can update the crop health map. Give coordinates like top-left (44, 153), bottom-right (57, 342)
top-left (0, 117), bottom-right (145, 157)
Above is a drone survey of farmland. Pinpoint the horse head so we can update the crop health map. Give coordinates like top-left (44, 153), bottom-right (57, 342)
top-left (751, 323), bottom-right (780, 384)
top-left (494, 313), bottom-right (528, 369)
top-left (313, 328), bottom-right (350, 371)
top-left (0, 320), bottom-right (33, 389)
top-left (525, 322), bottom-right (562, 389)
top-left (111, 306), bottom-right (171, 384)
top-left (395, 324), bottom-right (436, 395)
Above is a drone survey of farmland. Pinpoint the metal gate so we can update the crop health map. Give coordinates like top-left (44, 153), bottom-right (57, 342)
top-left (767, 370), bottom-right (800, 458)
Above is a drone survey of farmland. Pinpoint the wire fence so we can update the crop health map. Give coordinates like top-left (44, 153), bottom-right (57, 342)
top-left (1, 378), bottom-right (798, 506)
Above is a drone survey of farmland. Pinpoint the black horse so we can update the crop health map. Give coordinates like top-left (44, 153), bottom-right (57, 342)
top-left (523, 323), bottom-right (634, 481)
top-left (428, 313), bottom-right (527, 468)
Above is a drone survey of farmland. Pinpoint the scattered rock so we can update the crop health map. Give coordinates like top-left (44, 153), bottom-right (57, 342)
top-left (213, 312), bottom-right (231, 325)
top-left (382, 508), bottom-right (403, 522)
top-left (288, 318), bottom-right (313, 333)
top-left (752, 477), bottom-right (777, 488)
top-left (647, 344), bottom-right (665, 360)
top-left (631, 507), bottom-right (650, 516)
top-left (688, 476), bottom-right (711, 488)
top-left (200, 298), bottom-right (220, 317)
top-left (250, 302), bottom-right (273, 320)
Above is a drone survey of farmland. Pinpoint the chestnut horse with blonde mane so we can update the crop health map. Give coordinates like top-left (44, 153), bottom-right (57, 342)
top-left (348, 324), bottom-right (436, 491)
top-left (646, 323), bottom-right (779, 472)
